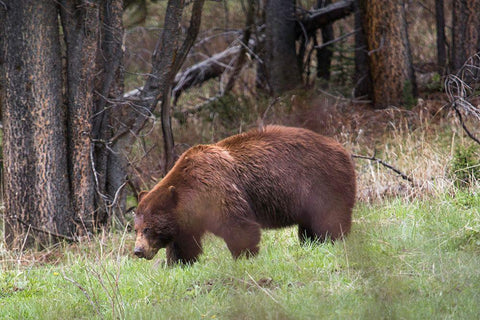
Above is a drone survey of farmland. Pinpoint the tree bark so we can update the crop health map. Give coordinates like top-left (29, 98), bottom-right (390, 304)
top-left (95, 0), bottom-right (127, 225)
top-left (59, 0), bottom-right (125, 230)
top-left (316, 0), bottom-right (334, 80)
top-left (358, 0), bottom-right (417, 108)
top-left (353, 0), bottom-right (372, 98)
top-left (60, 0), bottom-right (99, 235)
top-left (1, 0), bottom-right (127, 249)
top-left (265, 0), bottom-right (302, 95)
top-left (435, 0), bottom-right (447, 74)
top-left (451, 0), bottom-right (480, 72)
top-left (1, 0), bottom-right (75, 249)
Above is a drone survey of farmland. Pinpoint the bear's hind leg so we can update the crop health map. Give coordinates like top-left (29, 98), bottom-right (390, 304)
top-left (299, 213), bottom-right (350, 244)
top-left (219, 219), bottom-right (261, 259)
top-left (298, 225), bottom-right (324, 244)
top-left (166, 232), bottom-right (204, 265)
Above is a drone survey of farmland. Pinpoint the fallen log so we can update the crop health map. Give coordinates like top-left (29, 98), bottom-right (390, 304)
top-left (172, 45), bottom-right (241, 103)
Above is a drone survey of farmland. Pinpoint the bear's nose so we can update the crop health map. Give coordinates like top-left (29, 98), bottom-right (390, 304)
top-left (134, 247), bottom-right (145, 258)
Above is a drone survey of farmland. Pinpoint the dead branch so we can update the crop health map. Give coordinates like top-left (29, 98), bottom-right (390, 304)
top-left (352, 153), bottom-right (415, 184)
top-left (172, 44), bottom-right (242, 103)
top-left (314, 29), bottom-right (359, 50)
top-left (13, 216), bottom-right (78, 242)
top-left (296, 0), bottom-right (354, 36)
top-left (445, 52), bottom-right (480, 145)
top-left (453, 104), bottom-right (480, 145)
top-left (63, 272), bottom-right (102, 317)
top-left (224, 0), bottom-right (255, 93)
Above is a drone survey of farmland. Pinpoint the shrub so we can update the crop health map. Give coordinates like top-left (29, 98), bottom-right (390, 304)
top-left (450, 144), bottom-right (480, 187)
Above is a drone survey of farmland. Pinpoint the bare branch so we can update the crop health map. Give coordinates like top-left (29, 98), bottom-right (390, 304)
top-left (445, 52), bottom-right (480, 145)
top-left (453, 104), bottom-right (480, 145)
top-left (314, 29), bottom-right (359, 50)
top-left (63, 272), bottom-right (102, 317)
top-left (352, 153), bottom-right (415, 185)
top-left (224, 0), bottom-right (255, 93)
top-left (13, 216), bottom-right (78, 242)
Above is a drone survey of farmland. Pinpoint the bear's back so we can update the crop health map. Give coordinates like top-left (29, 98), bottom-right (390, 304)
top-left (214, 126), bottom-right (356, 228)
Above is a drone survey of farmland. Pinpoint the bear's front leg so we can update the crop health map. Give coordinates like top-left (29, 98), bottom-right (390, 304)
top-left (166, 233), bottom-right (203, 265)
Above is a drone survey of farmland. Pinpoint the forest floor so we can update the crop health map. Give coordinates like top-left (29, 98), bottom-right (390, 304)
top-left (1, 89), bottom-right (479, 319)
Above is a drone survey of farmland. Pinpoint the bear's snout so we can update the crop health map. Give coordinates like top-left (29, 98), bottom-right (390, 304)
top-left (134, 246), bottom-right (145, 258)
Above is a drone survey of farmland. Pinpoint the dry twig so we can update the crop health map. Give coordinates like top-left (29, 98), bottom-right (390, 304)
top-left (352, 153), bottom-right (415, 185)
top-left (445, 53), bottom-right (480, 145)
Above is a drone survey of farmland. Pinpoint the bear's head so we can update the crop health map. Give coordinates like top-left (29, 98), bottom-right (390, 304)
top-left (134, 186), bottom-right (178, 260)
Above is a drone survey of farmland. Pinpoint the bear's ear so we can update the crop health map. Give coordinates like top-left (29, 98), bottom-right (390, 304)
top-left (168, 185), bottom-right (178, 204)
top-left (137, 190), bottom-right (149, 203)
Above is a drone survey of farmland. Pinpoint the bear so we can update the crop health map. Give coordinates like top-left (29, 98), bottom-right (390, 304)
top-left (134, 125), bottom-right (356, 264)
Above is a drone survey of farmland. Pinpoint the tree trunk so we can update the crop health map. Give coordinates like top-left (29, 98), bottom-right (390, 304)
top-left (317, 0), bottom-right (334, 80)
top-left (265, 0), bottom-right (302, 94)
top-left (1, 0), bottom-right (204, 249)
top-left (1, 0), bottom-right (75, 249)
top-left (358, 0), bottom-right (417, 108)
top-left (451, 0), bottom-right (480, 72)
top-left (435, 0), bottom-right (447, 74)
top-left (60, 0), bottom-right (125, 231)
top-left (353, 0), bottom-right (372, 98)
top-left (115, 0), bottom-right (205, 175)
top-left (60, 0), bottom-right (99, 236)
top-left (94, 0), bottom-right (127, 226)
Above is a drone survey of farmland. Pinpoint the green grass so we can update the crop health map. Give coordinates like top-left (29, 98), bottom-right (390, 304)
top-left (1, 190), bottom-right (479, 320)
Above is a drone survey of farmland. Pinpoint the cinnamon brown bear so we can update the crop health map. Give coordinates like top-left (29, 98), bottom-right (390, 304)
top-left (134, 125), bottom-right (356, 264)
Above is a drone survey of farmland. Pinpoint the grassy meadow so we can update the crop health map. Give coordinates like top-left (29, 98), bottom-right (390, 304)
top-left (1, 191), bottom-right (479, 319)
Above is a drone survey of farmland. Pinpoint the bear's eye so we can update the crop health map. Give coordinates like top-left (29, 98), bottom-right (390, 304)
top-left (143, 228), bottom-right (150, 235)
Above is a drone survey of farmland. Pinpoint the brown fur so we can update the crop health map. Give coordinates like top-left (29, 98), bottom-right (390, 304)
top-left (134, 125), bottom-right (356, 264)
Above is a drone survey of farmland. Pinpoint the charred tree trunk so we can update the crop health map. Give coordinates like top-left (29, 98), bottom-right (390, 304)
top-left (1, 0), bottom-right (126, 249)
top-left (1, 0), bottom-right (75, 249)
top-left (451, 0), bottom-right (480, 72)
top-left (60, 0), bottom-right (125, 231)
top-left (316, 0), bottom-right (334, 80)
top-left (60, 0), bottom-right (99, 236)
top-left (353, 0), bottom-right (372, 98)
top-left (265, 0), bottom-right (302, 94)
top-left (358, 0), bottom-right (417, 108)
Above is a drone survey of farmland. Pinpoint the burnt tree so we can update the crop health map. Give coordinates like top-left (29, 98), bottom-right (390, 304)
top-left (1, 0), bottom-right (75, 248)
top-left (264, 0), bottom-right (302, 94)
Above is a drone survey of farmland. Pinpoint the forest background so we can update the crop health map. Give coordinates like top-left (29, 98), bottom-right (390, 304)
top-left (0, 0), bottom-right (479, 319)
